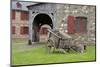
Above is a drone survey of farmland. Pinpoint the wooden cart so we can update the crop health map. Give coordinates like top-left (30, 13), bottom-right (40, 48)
top-left (47, 29), bottom-right (86, 53)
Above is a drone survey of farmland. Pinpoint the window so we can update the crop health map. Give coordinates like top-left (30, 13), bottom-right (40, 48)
top-left (20, 26), bottom-right (29, 35)
top-left (75, 17), bottom-right (87, 33)
top-left (21, 11), bottom-right (29, 20)
top-left (12, 26), bottom-right (15, 34)
top-left (67, 16), bottom-right (87, 34)
top-left (12, 10), bottom-right (15, 20)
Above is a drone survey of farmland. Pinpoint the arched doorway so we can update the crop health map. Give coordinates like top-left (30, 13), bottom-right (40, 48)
top-left (32, 13), bottom-right (53, 42)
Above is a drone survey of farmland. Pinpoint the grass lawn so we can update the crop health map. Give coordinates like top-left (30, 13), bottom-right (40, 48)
top-left (12, 39), bottom-right (96, 65)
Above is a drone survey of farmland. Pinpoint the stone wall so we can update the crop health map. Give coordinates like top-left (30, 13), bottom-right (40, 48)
top-left (55, 4), bottom-right (96, 45)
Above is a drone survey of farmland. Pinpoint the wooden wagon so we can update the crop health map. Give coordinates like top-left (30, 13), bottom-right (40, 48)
top-left (47, 29), bottom-right (86, 53)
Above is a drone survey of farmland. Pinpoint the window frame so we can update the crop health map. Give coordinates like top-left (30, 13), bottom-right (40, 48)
top-left (67, 16), bottom-right (87, 34)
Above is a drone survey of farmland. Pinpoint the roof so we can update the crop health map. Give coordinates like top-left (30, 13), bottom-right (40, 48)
top-left (27, 3), bottom-right (44, 8)
top-left (11, 1), bottom-right (37, 11)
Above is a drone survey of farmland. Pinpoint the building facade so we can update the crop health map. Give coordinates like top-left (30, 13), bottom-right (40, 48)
top-left (11, 1), bottom-right (96, 44)
top-left (11, 1), bottom-right (35, 38)
top-left (12, 10), bottom-right (29, 38)
top-left (27, 3), bottom-right (95, 44)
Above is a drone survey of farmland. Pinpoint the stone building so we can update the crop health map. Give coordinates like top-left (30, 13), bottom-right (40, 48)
top-left (27, 3), bottom-right (96, 44)
top-left (11, 1), bottom-right (96, 44)
top-left (11, 1), bottom-right (35, 38)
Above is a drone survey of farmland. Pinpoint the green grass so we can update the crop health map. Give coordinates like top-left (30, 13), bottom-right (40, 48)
top-left (12, 39), bottom-right (96, 65)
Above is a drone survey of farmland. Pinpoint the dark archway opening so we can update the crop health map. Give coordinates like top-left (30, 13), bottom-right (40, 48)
top-left (32, 14), bottom-right (53, 42)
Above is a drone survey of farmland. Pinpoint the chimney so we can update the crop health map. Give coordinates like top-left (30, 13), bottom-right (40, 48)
top-left (16, 2), bottom-right (22, 8)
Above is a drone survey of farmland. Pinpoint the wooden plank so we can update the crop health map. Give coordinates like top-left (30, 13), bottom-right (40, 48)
top-left (47, 29), bottom-right (61, 39)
